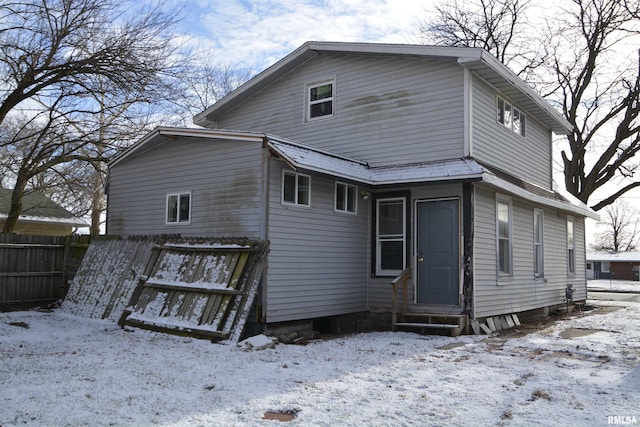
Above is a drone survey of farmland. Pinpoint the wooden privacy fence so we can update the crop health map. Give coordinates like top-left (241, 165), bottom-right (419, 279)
top-left (62, 237), bottom-right (158, 322)
top-left (123, 239), bottom-right (268, 341)
top-left (63, 236), bottom-right (268, 342)
top-left (0, 234), bottom-right (91, 308)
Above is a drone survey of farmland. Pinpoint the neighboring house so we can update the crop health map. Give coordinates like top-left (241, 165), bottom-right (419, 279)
top-left (0, 189), bottom-right (88, 236)
top-left (107, 42), bottom-right (598, 333)
top-left (586, 252), bottom-right (640, 281)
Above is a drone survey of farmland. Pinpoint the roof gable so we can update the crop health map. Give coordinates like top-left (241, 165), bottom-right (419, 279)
top-left (0, 189), bottom-right (88, 227)
top-left (193, 41), bottom-right (571, 134)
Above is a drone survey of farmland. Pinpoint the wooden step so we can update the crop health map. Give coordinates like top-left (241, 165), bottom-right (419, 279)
top-left (394, 322), bottom-right (461, 329)
top-left (393, 312), bottom-right (468, 336)
top-left (402, 312), bottom-right (466, 319)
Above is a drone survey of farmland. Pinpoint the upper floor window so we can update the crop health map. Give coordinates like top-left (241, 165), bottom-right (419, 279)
top-left (335, 182), bottom-right (357, 214)
top-left (306, 79), bottom-right (334, 121)
top-left (496, 195), bottom-right (512, 276)
top-left (282, 170), bottom-right (310, 207)
top-left (497, 96), bottom-right (526, 137)
top-left (534, 209), bottom-right (544, 277)
top-left (567, 216), bottom-right (576, 275)
top-left (166, 192), bottom-right (191, 224)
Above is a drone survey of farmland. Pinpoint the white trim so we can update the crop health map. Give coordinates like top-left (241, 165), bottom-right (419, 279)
top-left (165, 191), bottom-right (192, 225)
top-left (464, 67), bottom-right (473, 157)
top-left (567, 215), bottom-right (576, 277)
top-left (305, 77), bottom-right (336, 122)
top-left (281, 170), bottom-right (311, 207)
top-left (109, 127), bottom-right (265, 168)
top-left (497, 95), bottom-right (526, 138)
top-left (334, 181), bottom-right (357, 215)
top-left (533, 208), bottom-right (544, 278)
top-left (496, 194), bottom-right (513, 279)
top-left (375, 196), bottom-right (406, 276)
top-left (194, 41), bottom-right (571, 133)
top-left (481, 173), bottom-right (598, 220)
top-left (0, 214), bottom-right (88, 227)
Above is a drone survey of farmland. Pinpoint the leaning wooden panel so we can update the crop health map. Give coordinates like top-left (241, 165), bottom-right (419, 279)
top-left (123, 238), bottom-right (268, 341)
top-left (61, 238), bottom-right (157, 321)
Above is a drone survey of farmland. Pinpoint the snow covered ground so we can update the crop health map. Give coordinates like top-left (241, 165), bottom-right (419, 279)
top-left (589, 279), bottom-right (640, 293)
top-left (1, 284), bottom-right (639, 426)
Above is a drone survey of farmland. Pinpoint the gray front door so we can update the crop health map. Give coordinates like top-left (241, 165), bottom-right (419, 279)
top-left (416, 199), bottom-right (460, 305)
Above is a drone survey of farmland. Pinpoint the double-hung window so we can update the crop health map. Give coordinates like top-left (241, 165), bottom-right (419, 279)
top-left (567, 216), bottom-right (576, 275)
top-left (497, 96), bottom-right (526, 137)
top-left (375, 197), bottom-right (406, 275)
top-left (534, 209), bottom-right (544, 277)
top-left (497, 196), bottom-right (512, 276)
top-left (282, 171), bottom-right (310, 207)
top-left (306, 79), bottom-right (334, 121)
top-left (335, 182), bottom-right (357, 214)
top-left (166, 192), bottom-right (191, 224)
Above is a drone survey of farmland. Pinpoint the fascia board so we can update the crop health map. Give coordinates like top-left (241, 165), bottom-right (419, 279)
top-left (482, 173), bottom-right (599, 220)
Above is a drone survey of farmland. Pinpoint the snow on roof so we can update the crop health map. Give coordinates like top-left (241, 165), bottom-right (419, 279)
top-left (267, 137), bottom-right (484, 185)
top-left (267, 136), bottom-right (597, 219)
top-left (587, 251), bottom-right (640, 262)
top-left (0, 189), bottom-right (89, 227)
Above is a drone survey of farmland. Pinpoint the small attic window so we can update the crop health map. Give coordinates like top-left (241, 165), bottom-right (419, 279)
top-left (497, 96), bottom-right (526, 137)
top-left (306, 79), bottom-right (335, 121)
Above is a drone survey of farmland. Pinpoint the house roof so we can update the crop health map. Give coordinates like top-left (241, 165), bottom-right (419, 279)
top-left (267, 135), bottom-right (485, 184)
top-left (587, 252), bottom-right (640, 262)
top-left (0, 189), bottom-right (89, 228)
top-left (193, 41), bottom-right (572, 134)
top-left (269, 134), bottom-right (597, 220)
top-left (111, 127), bottom-right (598, 220)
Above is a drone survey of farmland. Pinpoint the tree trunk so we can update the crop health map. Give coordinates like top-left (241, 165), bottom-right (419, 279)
top-left (89, 158), bottom-right (105, 237)
top-left (2, 178), bottom-right (28, 233)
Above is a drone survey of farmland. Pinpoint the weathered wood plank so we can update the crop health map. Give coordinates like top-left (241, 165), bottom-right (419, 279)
top-left (123, 238), bottom-right (268, 341)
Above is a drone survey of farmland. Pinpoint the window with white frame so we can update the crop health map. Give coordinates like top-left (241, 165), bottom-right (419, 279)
top-left (602, 261), bottom-right (610, 273)
top-left (282, 170), bottom-right (310, 207)
top-left (497, 196), bottom-right (512, 276)
top-left (534, 209), bottom-right (544, 277)
top-left (567, 216), bottom-right (576, 275)
top-left (497, 96), bottom-right (526, 137)
top-left (306, 79), bottom-right (334, 121)
top-left (166, 192), bottom-right (191, 224)
top-left (375, 197), bottom-right (406, 275)
top-left (335, 182), bottom-right (357, 214)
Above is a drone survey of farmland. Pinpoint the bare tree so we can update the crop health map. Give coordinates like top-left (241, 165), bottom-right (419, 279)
top-left (170, 51), bottom-right (253, 127)
top-left (0, 0), bottom-right (182, 233)
top-left (420, 0), bottom-right (640, 212)
top-left (591, 199), bottom-right (640, 251)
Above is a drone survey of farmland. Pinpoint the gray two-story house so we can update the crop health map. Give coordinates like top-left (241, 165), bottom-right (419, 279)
top-left (107, 42), bottom-right (597, 334)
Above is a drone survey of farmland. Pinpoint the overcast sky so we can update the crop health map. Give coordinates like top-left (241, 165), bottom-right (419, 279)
top-left (175, 0), bottom-right (430, 71)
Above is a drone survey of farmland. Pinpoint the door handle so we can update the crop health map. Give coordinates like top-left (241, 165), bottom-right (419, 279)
top-left (418, 257), bottom-right (424, 262)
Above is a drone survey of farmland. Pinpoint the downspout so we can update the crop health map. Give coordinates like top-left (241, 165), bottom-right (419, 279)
top-left (463, 182), bottom-right (474, 319)
top-left (261, 137), bottom-right (271, 323)
top-left (463, 66), bottom-right (474, 158)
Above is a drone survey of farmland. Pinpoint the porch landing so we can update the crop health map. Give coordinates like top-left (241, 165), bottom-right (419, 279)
top-left (391, 268), bottom-right (468, 336)
top-left (393, 311), bottom-right (468, 337)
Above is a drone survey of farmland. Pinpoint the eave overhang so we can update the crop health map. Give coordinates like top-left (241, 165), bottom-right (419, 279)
top-left (193, 41), bottom-right (571, 134)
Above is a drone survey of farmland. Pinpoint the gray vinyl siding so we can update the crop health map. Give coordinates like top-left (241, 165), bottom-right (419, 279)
top-left (107, 138), bottom-right (263, 238)
top-left (473, 185), bottom-right (587, 319)
top-left (215, 54), bottom-right (466, 167)
top-left (367, 183), bottom-right (464, 310)
top-left (471, 76), bottom-right (553, 189)
top-left (265, 160), bottom-right (369, 323)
